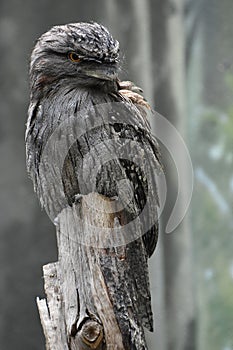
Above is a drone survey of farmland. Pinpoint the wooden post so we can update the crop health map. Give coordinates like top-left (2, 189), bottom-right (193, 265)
top-left (37, 193), bottom-right (126, 349)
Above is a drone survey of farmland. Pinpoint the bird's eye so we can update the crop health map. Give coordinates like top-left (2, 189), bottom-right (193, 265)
top-left (68, 52), bottom-right (82, 63)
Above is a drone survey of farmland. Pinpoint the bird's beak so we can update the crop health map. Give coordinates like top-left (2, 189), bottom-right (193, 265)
top-left (84, 67), bottom-right (118, 81)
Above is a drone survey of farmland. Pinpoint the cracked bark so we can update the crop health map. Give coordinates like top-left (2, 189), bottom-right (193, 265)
top-left (37, 193), bottom-right (126, 350)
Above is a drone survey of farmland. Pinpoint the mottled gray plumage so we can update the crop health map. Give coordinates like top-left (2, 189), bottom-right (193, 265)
top-left (26, 22), bottom-right (161, 348)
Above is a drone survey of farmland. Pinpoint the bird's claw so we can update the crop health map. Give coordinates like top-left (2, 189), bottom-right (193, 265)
top-left (119, 89), bottom-right (151, 110)
top-left (118, 80), bottom-right (151, 110)
top-left (118, 80), bottom-right (143, 94)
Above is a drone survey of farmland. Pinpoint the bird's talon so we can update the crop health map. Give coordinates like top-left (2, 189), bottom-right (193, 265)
top-left (118, 80), bottom-right (143, 94)
top-left (119, 89), bottom-right (151, 110)
top-left (131, 86), bottom-right (143, 93)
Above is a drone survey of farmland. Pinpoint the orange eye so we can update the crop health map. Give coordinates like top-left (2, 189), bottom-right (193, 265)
top-left (68, 52), bottom-right (82, 62)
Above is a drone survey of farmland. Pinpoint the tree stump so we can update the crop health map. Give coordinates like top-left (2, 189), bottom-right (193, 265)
top-left (37, 192), bottom-right (130, 349)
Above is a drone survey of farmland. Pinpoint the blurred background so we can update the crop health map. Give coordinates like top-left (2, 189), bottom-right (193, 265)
top-left (0, 0), bottom-right (232, 349)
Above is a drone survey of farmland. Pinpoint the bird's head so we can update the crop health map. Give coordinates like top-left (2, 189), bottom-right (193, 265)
top-left (30, 22), bottom-right (120, 96)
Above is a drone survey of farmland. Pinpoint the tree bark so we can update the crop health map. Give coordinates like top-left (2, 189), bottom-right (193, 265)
top-left (37, 193), bottom-right (126, 350)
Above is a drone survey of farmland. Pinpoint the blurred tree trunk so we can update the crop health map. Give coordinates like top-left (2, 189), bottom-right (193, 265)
top-left (202, 0), bottom-right (233, 109)
top-left (151, 0), bottom-right (196, 350)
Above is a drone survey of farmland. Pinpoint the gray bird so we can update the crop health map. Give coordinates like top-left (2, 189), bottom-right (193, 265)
top-left (26, 22), bottom-right (162, 349)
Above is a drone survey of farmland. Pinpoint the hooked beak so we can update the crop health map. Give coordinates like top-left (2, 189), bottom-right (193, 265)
top-left (83, 62), bottom-right (118, 81)
top-left (84, 69), bottom-right (118, 81)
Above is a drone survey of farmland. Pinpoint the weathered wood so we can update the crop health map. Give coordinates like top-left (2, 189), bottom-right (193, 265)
top-left (37, 193), bottom-right (126, 349)
top-left (37, 263), bottom-right (69, 350)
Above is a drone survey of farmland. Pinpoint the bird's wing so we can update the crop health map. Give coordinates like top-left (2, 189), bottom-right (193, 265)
top-left (26, 86), bottom-right (161, 346)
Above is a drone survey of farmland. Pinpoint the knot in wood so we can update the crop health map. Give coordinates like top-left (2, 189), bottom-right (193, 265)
top-left (81, 320), bottom-right (103, 349)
